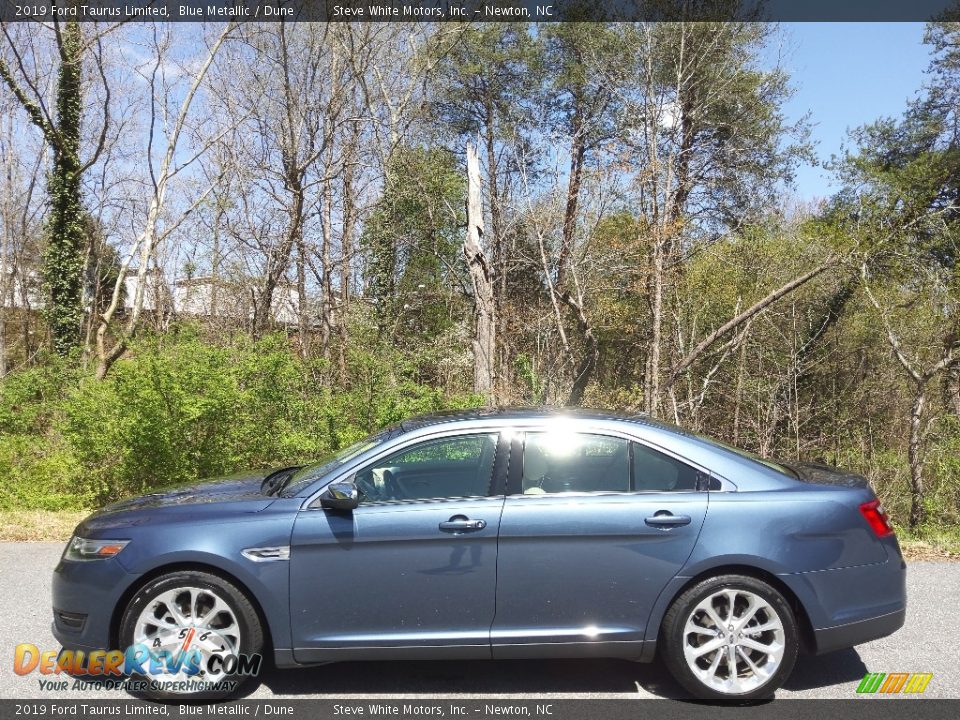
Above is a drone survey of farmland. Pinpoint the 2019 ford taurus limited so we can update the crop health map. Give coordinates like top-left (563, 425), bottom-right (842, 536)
top-left (51, 408), bottom-right (906, 700)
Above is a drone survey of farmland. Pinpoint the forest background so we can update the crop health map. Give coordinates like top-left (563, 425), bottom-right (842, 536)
top-left (1, 18), bottom-right (958, 552)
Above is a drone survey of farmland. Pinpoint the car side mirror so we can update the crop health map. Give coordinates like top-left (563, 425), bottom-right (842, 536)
top-left (319, 480), bottom-right (359, 511)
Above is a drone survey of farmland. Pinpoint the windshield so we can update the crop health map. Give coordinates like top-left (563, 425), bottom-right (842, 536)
top-left (279, 428), bottom-right (398, 496)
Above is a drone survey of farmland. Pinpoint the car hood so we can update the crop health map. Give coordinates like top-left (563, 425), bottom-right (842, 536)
top-left (78, 469), bottom-right (278, 533)
top-left (108, 470), bottom-right (272, 509)
top-left (780, 460), bottom-right (870, 489)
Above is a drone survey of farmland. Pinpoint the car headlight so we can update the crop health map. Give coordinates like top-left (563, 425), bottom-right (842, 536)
top-left (63, 536), bottom-right (129, 561)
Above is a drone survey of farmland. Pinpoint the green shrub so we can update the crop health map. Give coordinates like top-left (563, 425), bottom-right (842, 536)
top-left (0, 357), bottom-right (78, 435)
top-left (0, 327), bottom-right (482, 509)
top-left (924, 415), bottom-right (960, 529)
top-left (0, 434), bottom-right (83, 511)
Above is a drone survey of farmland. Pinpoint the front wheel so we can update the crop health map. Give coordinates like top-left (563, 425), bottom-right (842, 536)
top-left (118, 570), bottom-right (264, 700)
top-left (660, 574), bottom-right (798, 700)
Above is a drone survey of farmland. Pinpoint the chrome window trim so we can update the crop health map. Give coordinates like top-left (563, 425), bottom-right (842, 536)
top-left (301, 419), bottom-right (737, 511)
top-left (510, 425), bottom-right (736, 496)
top-left (302, 428), bottom-right (504, 510)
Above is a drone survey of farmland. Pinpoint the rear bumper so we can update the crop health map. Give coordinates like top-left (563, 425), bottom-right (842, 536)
top-left (813, 607), bottom-right (906, 655)
top-left (780, 541), bottom-right (907, 654)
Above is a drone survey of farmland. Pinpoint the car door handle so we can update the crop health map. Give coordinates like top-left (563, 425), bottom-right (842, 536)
top-left (645, 512), bottom-right (692, 528)
top-left (439, 516), bottom-right (487, 533)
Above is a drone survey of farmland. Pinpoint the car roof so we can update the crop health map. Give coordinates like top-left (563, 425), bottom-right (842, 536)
top-left (399, 406), bottom-right (649, 432)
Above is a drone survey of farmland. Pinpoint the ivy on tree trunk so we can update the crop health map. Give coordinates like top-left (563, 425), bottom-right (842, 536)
top-left (44, 21), bottom-right (85, 355)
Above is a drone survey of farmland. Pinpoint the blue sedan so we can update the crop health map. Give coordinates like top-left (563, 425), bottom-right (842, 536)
top-left (52, 408), bottom-right (906, 700)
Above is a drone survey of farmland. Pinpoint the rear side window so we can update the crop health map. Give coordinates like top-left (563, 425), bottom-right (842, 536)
top-left (632, 442), bottom-right (700, 491)
top-left (522, 432), bottom-right (630, 494)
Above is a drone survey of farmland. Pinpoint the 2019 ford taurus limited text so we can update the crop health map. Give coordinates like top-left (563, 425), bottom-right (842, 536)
top-left (51, 408), bottom-right (906, 700)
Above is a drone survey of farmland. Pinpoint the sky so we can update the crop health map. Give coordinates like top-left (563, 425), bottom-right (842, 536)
top-left (777, 23), bottom-right (932, 202)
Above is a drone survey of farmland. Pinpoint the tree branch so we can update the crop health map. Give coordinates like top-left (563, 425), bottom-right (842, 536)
top-left (860, 264), bottom-right (923, 384)
top-left (0, 56), bottom-right (59, 148)
top-left (667, 258), bottom-right (838, 387)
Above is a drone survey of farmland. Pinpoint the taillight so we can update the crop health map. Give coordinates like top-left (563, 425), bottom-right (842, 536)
top-left (859, 499), bottom-right (895, 537)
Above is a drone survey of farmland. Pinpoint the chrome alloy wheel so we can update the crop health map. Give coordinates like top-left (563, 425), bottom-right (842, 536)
top-left (681, 588), bottom-right (786, 695)
top-left (133, 585), bottom-right (241, 692)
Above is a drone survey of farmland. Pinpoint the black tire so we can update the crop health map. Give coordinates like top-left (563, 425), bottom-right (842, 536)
top-left (660, 574), bottom-right (798, 701)
top-left (118, 570), bottom-right (264, 701)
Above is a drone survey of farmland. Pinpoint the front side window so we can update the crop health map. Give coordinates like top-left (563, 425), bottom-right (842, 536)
top-left (354, 433), bottom-right (499, 503)
top-left (522, 432), bottom-right (630, 494)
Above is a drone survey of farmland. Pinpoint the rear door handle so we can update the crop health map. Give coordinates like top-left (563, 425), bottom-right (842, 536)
top-left (645, 512), bottom-right (692, 528)
top-left (439, 516), bottom-right (487, 533)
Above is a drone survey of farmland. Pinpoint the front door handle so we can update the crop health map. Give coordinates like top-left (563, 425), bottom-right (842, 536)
top-left (439, 516), bottom-right (487, 533)
top-left (645, 512), bottom-right (692, 528)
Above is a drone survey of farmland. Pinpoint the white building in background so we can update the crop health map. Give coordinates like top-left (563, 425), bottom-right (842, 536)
top-left (0, 262), bottom-right (43, 309)
top-left (122, 269), bottom-right (166, 313)
top-left (3, 264), bottom-right (311, 327)
top-left (123, 271), bottom-right (309, 326)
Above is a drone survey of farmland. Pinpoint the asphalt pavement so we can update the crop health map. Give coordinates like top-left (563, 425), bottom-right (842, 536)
top-left (0, 542), bottom-right (956, 700)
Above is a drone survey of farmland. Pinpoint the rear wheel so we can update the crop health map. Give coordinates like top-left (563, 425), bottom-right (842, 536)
top-left (118, 570), bottom-right (263, 700)
top-left (661, 574), bottom-right (798, 700)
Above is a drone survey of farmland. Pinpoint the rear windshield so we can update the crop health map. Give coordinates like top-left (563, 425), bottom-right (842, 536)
top-left (634, 416), bottom-right (797, 478)
top-left (687, 430), bottom-right (797, 478)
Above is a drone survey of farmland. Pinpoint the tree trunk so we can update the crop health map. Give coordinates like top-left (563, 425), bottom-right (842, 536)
top-left (338, 132), bottom-right (357, 381)
top-left (732, 332), bottom-right (749, 444)
top-left (645, 230), bottom-right (666, 415)
top-left (211, 206), bottom-right (223, 322)
top-left (252, 179), bottom-right (303, 339)
top-left (295, 234), bottom-right (310, 359)
top-left (465, 141), bottom-right (495, 401)
top-left (0, 310), bottom-right (5, 377)
top-left (563, 292), bottom-right (598, 407)
top-left (320, 177), bottom-right (335, 359)
top-left (0, 280), bottom-right (5, 379)
top-left (0, 21), bottom-right (86, 355)
top-left (908, 387), bottom-right (927, 530)
top-left (483, 100), bottom-right (506, 395)
top-left (945, 357), bottom-right (960, 417)
top-left (94, 23), bottom-right (230, 379)
top-left (0, 124), bottom-right (8, 378)
top-left (553, 107), bottom-right (602, 404)
top-left (556, 110), bottom-right (585, 290)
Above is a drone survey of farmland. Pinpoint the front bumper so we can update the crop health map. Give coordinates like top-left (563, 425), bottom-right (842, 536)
top-left (51, 554), bottom-right (140, 651)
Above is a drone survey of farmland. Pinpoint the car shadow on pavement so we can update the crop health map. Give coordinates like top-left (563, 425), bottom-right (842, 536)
top-left (241, 649), bottom-right (867, 699)
top-left (782, 648), bottom-right (868, 692)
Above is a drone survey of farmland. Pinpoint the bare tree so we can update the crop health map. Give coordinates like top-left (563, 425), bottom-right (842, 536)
top-left (615, 23), bottom-right (809, 415)
top-left (0, 89), bottom-right (47, 372)
top-left (862, 267), bottom-right (958, 529)
top-left (95, 22), bottom-right (233, 379)
top-left (211, 24), bottom-right (360, 351)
